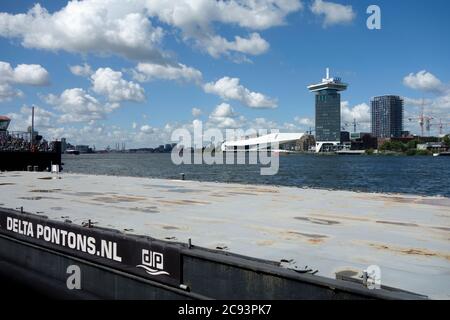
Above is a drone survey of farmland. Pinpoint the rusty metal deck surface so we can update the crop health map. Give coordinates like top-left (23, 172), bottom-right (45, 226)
top-left (0, 171), bottom-right (449, 299)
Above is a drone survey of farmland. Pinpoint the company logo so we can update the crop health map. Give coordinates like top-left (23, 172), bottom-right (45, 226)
top-left (137, 249), bottom-right (170, 276)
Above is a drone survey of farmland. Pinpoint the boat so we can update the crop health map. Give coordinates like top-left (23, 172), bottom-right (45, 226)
top-left (0, 113), bottom-right (62, 171)
top-left (335, 150), bottom-right (366, 155)
top-left (66, 149), bottom-right (80, 155)
top-left (433, 152), bottom-right (450, 157)
top-left (0, 172), bottom-right (435, 300)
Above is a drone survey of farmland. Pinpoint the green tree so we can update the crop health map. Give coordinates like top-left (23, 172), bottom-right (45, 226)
top-left (406, 140), bottom-right (418, 150)
top-left (443, 135), bottom-right (450, 148)
top-left (380, 141), bottom-right (407, 152)
top-left (379, 141), bottom-right (391, 152)
top-left (379, 140), bottom-right (409, 153)
top-left (415, 149), bottom-right (431, 156)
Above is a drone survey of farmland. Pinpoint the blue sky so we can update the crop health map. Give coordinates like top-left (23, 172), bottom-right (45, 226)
top-left (1, 0), bottom-right (449, 148)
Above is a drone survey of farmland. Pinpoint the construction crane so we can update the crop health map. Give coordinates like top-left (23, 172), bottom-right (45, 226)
top-left (429, 118), bottom-right (450, 136)
top-left (345, 119), bottom-right (359, 133)
top-left (343, 118), bottom-right (361, 133)
top-left (408, 99), bottom-right (434, 137)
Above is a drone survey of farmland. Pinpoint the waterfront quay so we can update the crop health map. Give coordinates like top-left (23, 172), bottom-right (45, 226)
top-left (0, 171), bottom-right (449, 299)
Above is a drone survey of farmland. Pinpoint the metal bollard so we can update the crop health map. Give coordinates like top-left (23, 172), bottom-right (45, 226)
top-left (180, 173), bottom-right (185, 180)
top-left (33, 165), bottom-right (39, 172)
top-left (27, 165), bottom-right (33, 172)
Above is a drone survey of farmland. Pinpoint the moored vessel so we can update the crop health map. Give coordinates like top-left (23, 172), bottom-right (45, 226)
top-left (0, 111), bottom-right (62, 172)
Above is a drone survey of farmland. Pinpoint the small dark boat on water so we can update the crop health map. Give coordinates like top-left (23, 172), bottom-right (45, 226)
top-left (0, 111), bottom-right (62, 172)
top-left (66, 149), bottom-right (80, 155)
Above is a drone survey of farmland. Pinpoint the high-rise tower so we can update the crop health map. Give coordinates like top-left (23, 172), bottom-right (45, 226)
top-left (371, 95), bottom-right (404, 138)
top-left (308, 68), bottom-right (348, 152)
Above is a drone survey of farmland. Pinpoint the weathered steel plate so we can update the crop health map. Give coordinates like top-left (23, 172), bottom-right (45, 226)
top-left (0, 171), bottom-right (448, 299)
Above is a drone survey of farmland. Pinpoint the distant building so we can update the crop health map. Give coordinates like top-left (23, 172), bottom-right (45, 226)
top-left (164, 144), bottom-right (173, 152)
top-left (401, 131), bottom-right (411, 137)
top-left (295, 134), bottom-right (316, 152)
top-left (417, 142), bottom-right (447, 152)
top-left (308, 68), bottom-right (348, 152)
top-left (61, 138), bottom-right (67, 153)
top-left (340, 131), bottom-right (350, 143)
top-left (221, 133), bottom-right (305, 152)
top-left (371, 95), bottom-right (404, 138)
top-left (75, 145), bottom-right (91, 154)
top-left (350, 132), bottom-right (378, 150)
top-left (350, 132), bottom-right (366, 140)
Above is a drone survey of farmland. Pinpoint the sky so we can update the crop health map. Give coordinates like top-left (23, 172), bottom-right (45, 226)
top-left (0, 0), bottom-right (449, 149)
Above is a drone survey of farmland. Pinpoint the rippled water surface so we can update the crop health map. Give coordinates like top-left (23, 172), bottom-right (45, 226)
top-left (63, 153), bottom-right (450, 197)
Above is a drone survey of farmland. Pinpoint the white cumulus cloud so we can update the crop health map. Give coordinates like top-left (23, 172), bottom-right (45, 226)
top-left (91, 67), bottom-right (145, 102)
top-left (0, 61), bottom-right (49, 85)
top-left (341, 101), bottom-right (371, 131)
top-left (210, 103), bottom-right (234, 118)
top-left (191, 107), bottom-right (202, 117)
top-left (403, 70), bottom-right (444, 93)
top-left (203, 33), bottom-right (270, 58)
top-left (12, 64), bottom-right (50, 86)
top-left (0, 84), bottom-right (23, 102)
top-left (294, 117), bottom-right (314, 126)
top-left (208, 103), bottom-right (244, 128)
top-left (0, 2), bottom-right (166, 62)
top-left (0, 61), bottom-right (49, 101)
top-left (0, 1), bottom-right (302, 61)
top-left (45, 88), bottom-right (120, 123)
top-left (310, 0), bottom-right (355, 27)
top-left (402, 71), bottom-right (450, 134)
top-left (7, 105), bottom-right (55, 131)
top-left (133, 62), bottom-right (202, 84)
top-left (140, 124), bottom-right (154, 134)
top-left (144, 0), bottom-right (301, 58)
top-left (251, 117), bottom-right (278, 129)
top-left (70, 63), bottom-right (93, 77)
top-left (204, 77), bottom-right (277, 108)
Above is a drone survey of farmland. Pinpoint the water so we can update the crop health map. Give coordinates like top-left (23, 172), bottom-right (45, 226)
top-left (62, 153), bottom-right (450, 198)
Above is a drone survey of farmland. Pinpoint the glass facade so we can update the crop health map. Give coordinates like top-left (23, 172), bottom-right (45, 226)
top-left (315, 89), bottom-right (341, 142)
top-left (371, 95), bottom-right (404, 138)
top-left (0, 119), bottom-right (10, 131)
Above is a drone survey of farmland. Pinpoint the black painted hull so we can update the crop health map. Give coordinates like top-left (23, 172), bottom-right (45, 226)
top-left (0, 207), bottom-right (426, 300)
top-left (0, 150), bottom-right (61, 171)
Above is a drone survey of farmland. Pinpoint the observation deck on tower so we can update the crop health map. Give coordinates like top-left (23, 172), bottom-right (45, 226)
top-left (307, 68), bottom-right (348, 92)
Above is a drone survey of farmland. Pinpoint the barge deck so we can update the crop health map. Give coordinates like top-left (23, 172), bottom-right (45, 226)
top-left (0, 172), bottom-right (448, 299)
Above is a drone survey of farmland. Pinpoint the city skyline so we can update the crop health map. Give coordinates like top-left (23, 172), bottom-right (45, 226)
top-left (1, 0), bottom-right (450, 148)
